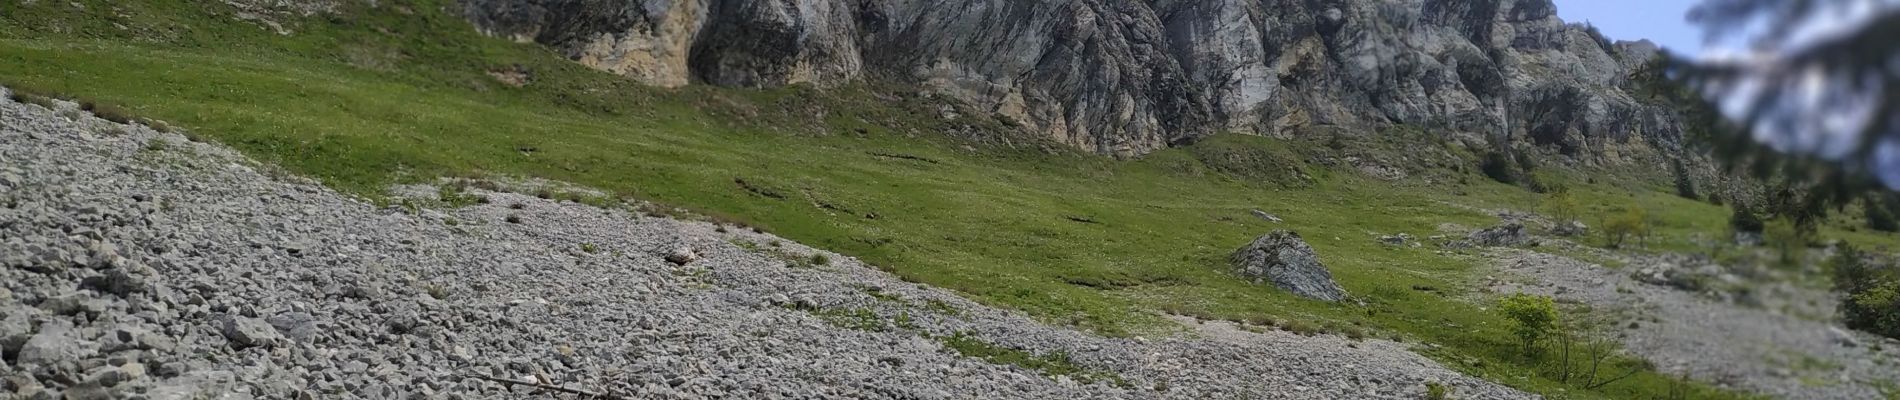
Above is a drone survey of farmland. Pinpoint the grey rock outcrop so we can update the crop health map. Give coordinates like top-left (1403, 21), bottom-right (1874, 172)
top-left (1549, 220), bottom-right (1588, 237)
top-left (458, 0), bottom-right (1689, 161)
top-left (1469, 222), bottom-right (1533, 247)
top-left (1232, 230), bottom-right (1347, 302)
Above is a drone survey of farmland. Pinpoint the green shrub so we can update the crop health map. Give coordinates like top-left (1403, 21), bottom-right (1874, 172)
top-left (938, 332), bottom-right (1128, 386)
top-left (1426, 382), bottom-right (1450, 400)
top-left (1764, 218), bottom-right (1809, 266)
top-left (1543, 186), bottom-right (1581, 224)
top-left (1867, 194), bottom-right (1900, 232)
top-left (1832, 247), bottom-right (1900, 339)
top-left (1497, 293), bottom-right (1558, 356)
top-left (1280, 319), bottom-right (1323, 336)
top-left (1480, 151), bottom-right (1518, 185)
top-left (437, 184), bottom-right (486, 207)
top-left (1849, 283), bottom-right (1900, 338)
top-left (1601, 207), bottom-right (1650, 249)
top-left (6, 85), bottom-right (62, 110)
top-left (80, 101), bottom-right (137, 125)
top-left (1729, 208), bottom-right (1765, 234)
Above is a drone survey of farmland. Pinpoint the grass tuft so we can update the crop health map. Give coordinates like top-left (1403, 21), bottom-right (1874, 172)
top-left (939, 332), bottom-right (1130, 388)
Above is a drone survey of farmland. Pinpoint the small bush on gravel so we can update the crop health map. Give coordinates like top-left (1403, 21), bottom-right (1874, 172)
top-left (57, 107), bottom-right (83, 121)
top-left (437, 184), bottom-right (487, 207)
top-left (5, 83), bottom-right (64, 110)
top-left (1280, 320), bottom-right (1323, 336)
top-left (812, 308), bottom-right (893, 332)
top-left (80, 101), bottom-right (138, 125)
top-left (939, 332), bottom-right (1130, 388)
top-left (1339, 325), bottom-right (1367, 341)
top-left (923, 299), bottom-right (963, 317)
top-left (20, 94), bottom-right (58, 110)
top-left (1425, 382), bottom-right (1450, 400)
top-left (144, 118), bottom-right (174, 133)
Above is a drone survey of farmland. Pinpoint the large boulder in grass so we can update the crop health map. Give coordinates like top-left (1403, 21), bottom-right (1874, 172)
top-left (1231, 230), bottom-right (1346, 302)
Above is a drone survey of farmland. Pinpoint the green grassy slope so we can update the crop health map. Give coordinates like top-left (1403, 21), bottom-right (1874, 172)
top-left (5, 1), bottom-right (1877, 398)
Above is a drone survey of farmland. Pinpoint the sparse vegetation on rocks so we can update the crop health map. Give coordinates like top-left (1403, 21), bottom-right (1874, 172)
top-left (0, 96), bottom-right (1542, 399)
top-left (4, 1), bottom-right (1880, 398)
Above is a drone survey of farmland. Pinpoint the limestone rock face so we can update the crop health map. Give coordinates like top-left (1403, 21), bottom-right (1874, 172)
top-left (458, 0), bottom-right (1684, 160)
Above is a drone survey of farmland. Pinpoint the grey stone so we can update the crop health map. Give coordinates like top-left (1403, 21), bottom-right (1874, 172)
top-left (0, 312), bottom-right (30, 359)
top-left (218, 315), bottom-right (283, 349)
top-left (16, 386), bottom-right (56, 400)
top-left (1468, 223), bottom-right (1532, 247)
top-left (1550, 221), bottom-right (1588, 237)
top-left (664, 247), bottom-right (698, 265)
top-left (341, 284), bottom-right (380, 300)
top-left (265, 312), bottom-right (320, 342)
top-left (34, 293), bottom-right (98, 316)
top-left (1828, 327), bottom-right (1861, 348)
top-left (145, 371), bottom-right (238, 400)
top-left (16, 320), bottom-right (92, 367)
top-left (384, 310), bottom-right (420, 335)
top-left (1231, 230), bottom-right (1347, 302)
top-left (80, 268), bottom-right (147, 297)
top-left (87, 363), bottom-right (143, 387)
top-left (12, 243), bottom-right (68, 274)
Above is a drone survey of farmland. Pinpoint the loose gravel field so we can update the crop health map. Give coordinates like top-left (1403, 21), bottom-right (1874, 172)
top-left (1489, 245), bottom-right (1900, 400)
top-left (0, 91), bottom-right (1533, 399)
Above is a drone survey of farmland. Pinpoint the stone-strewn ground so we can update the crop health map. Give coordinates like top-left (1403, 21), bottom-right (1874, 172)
top-left (1489, 243), bottom-right (1900, 400)
top-left (0, 91), bottom-right (1531, 399)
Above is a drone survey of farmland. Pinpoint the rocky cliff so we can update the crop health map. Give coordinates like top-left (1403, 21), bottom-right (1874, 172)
top-left (457, 0), bottom-right (1685, 161)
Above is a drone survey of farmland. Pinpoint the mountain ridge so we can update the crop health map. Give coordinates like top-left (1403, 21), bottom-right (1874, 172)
top-left (457, 0), bottom-right (1685, 164)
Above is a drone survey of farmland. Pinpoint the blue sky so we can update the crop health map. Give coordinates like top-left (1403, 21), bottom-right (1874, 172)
top-left (1552, 0), bottom-right (1702, 53)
